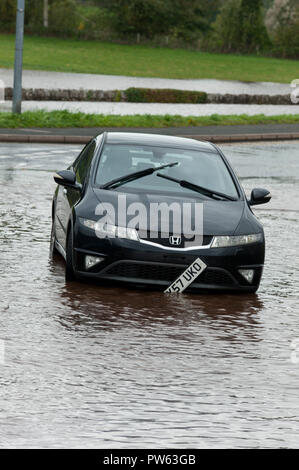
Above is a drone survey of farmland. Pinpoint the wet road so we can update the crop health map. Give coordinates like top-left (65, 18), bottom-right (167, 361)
top-left (0, 140), bottom-right (298, 448)
top-left (1, 100), bottom-right (298, 116)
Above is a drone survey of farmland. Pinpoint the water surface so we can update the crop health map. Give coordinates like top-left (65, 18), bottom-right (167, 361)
top-left (0, 141), bottom-right (298, 448)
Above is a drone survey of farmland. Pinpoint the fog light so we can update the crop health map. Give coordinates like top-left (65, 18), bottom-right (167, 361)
top-left (85, 255), bottom-right (104, 270)
top-left (239, 269), bottom-right (255, 284)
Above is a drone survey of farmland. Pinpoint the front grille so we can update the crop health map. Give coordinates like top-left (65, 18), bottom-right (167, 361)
top-left (104, 262), bottom-right (234, 286)
top-left (139, 231), bottom-right (213, 248)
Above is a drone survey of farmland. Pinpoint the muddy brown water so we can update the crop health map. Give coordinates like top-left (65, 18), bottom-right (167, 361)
top-left (0, 141), bottom-right (298, 448)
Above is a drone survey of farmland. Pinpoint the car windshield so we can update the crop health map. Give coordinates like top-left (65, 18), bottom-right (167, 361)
top-left (95, 144), bottom-right (239, 199)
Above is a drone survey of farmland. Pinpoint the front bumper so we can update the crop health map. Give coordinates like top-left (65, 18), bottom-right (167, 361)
top-left (73, 229), bottom-right (264, 292)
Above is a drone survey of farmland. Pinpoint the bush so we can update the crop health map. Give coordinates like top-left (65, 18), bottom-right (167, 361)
top-left (125, 88), bottom-right (207, 103)
top-left (206, 0), bottom-right (242, 53)
top-left (25, 0), bottom-right (44, 30)
top-left (48, 0), bottom-right (79, 36)
top-left (96, 0), bottom-right (210, 42)
top-left (239, 0), bottom-right (270, 53)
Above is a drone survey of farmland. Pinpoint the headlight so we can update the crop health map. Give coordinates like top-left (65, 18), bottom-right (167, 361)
top-left (211, 233), bottom-right (263, 248)
top-left (79, 218), bottom-right (139, 241)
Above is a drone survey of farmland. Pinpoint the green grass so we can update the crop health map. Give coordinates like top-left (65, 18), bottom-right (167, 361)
top-left (0, 34), bottom-right (298, 83)
top-left (0, 110), bottom-right (298, 128)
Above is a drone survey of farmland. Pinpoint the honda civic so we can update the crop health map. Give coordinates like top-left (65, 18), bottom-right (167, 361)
top-left (51, 132), bottom-right (271, 293)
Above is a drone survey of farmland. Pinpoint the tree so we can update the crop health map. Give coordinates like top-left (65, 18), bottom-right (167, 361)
top-left (166, 0), bottom-right (210, 41)
top-left (24, 0), bottom-right (43, 28)
top-left (266, 0), bottom-right (297, 30)
top-left (239, 0), bottom-right (270, 52)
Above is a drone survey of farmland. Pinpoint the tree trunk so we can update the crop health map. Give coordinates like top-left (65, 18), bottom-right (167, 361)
top-left (43, 0), bottom-right (48, 28)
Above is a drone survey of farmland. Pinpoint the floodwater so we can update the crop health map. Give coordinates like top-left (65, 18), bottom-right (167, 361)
top-left (0, 140), bottom-right (298, 448)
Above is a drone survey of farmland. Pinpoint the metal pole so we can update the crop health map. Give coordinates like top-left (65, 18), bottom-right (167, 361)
top-left (12, 0), bottom-right (25, 114)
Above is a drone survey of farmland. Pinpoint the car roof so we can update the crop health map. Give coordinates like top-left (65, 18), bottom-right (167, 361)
top-left (104, 132), bottom-right (216, 152)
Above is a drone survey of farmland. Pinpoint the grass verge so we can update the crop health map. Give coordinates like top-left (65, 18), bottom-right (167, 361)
top-left (0, 34), bottom-right (298, 83)
top-left (0, 111), bottom-right (298, 128)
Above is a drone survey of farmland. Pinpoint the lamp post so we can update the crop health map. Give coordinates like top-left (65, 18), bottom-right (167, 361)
top-left (12, 0), bottom-right (25, 114)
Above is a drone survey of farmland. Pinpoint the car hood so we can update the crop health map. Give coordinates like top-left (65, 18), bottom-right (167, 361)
top-left (92, 188), bottom-right (244, 236)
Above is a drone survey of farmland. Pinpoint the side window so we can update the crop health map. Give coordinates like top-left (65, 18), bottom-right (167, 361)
top-left (74, 140), bottom-right (96, 185)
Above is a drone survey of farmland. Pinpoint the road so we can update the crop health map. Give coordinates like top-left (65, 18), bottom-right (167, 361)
top-left (1, 69), bottom-right (297, 116)
top-left (0, 68), bottom-right (291, 94)
top-left (1, 100), bottom-right (298, 116)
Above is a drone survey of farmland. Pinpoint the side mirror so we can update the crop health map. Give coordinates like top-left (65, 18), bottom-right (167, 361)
top-left (249, 188), bottom-right (272, 206)
top-left (54, 170), bottom-right (82, 191)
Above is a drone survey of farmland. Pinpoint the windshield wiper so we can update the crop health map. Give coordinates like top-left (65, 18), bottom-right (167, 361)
top-left (100, 162), bottom-right (178, 190)
top-left (156, 173), bottom-right (237, 201)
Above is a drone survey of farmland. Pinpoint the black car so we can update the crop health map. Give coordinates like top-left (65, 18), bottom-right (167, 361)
top-left (51, 132), bottom-right (271, 293)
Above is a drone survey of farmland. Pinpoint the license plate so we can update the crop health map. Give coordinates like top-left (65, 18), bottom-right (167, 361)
top-left (164, 257), bottom-right (207, 293)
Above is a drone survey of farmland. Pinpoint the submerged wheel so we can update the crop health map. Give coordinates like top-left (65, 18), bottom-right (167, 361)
top-left (65, 229), bottom-right (76, 281)
top-left (50, 220), bottom-right (59, 258)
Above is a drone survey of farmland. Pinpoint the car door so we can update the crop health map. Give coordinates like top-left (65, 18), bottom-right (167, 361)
top-left (55, 139), bottom-right (97, 250)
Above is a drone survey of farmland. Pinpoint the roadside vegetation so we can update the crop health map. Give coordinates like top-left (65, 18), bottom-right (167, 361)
top-left (0, 34), bottom-right (298, 83)
top-left (1, 0), bottom-right (298, 59)
top-left (0, 110), bottom-right (298, 128)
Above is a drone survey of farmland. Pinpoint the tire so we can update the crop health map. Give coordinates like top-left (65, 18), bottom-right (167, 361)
top-left (65, 229), bottom-right (76, 281)
top-left (50, 220), bottom-right (59, 258)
